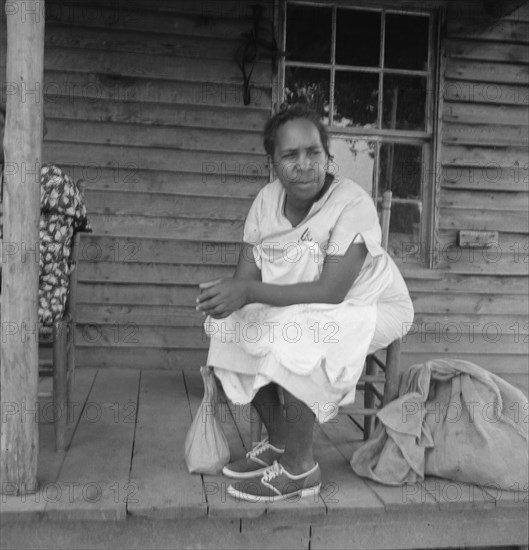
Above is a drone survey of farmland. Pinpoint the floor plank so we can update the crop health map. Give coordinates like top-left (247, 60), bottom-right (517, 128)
top-left (313, 418), bottom-right (384, 519)
top-left (38, 369), bottom-right (99, 481)
top-left (44, 368), bottom-right (140, 520)
top-left (483, 486), bottom-right (529, 510)
top-left (127, 370), bottom-right (207, 519)
top-left (421, 476), bottom-right (496, 511)
top-left (0, 368), bottom-right (97, 522)
top-left (0, 517), bottom-right (310, 550)
top-left (311, 510), bottom-right (527, 550)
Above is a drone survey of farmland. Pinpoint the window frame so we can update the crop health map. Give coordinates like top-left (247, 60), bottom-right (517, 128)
top-left (275, 0), bottom-right (446, 268)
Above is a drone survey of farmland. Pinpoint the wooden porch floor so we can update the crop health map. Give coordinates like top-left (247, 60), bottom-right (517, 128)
top-left (0, 367), bottom-right (527, 550)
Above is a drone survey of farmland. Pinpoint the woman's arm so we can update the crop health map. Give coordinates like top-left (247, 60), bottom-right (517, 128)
top-left (233, 242), bottom-right (262, 281)
top-left (197, 240), bottom-right (368, 318)
top-left (249, 241), bottom-right (367, 305)
top-left (198, 242), bottom-right (261, 291)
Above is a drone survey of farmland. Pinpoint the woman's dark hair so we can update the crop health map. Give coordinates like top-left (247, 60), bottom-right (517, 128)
top-left (263, 103), bottom-right (330, 158)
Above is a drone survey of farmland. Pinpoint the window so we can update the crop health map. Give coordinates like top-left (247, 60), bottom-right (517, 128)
top-left (280, 1), bottom-right (442, 265)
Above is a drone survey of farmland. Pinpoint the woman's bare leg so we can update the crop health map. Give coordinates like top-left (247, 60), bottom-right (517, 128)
top-left (226, 386), bottom-right (320, 499)
top-left (251, 383), bottom-right (287, 448)
top-left (279, 389), bottom-right (316, 474)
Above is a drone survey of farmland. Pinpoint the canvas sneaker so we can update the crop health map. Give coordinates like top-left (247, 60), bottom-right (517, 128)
top-left (222, 438), bottom-right (285, 479)
top-left (227, 460), bottom-right (321, 502)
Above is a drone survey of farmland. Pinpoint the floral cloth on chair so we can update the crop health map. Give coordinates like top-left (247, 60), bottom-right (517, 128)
top-left (39, 164), bottom-right (91, 327)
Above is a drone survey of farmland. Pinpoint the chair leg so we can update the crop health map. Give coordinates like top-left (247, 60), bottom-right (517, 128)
top-left (53, 320), bottom-right (67, 452)
top-left (66, 319), bottom-right (75, 423)
top-left (383, 340), bottom-right (401, 405)
top-left (364, 355), bottom-right (376, 440)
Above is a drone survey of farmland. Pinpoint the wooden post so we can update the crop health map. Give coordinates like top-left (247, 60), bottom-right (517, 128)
top-left (1, 0), bottom-right (45, 495)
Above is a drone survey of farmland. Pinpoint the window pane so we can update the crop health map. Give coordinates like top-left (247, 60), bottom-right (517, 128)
top-left (384, 14), bottom-right (429, 70)
top-left (379, 143), bottom-right (422, 199)
top-left (382, 75), bottom-right (426, 130)
top-left (286, 4), bottom-right (332, 63)
top-left (285, 67), bottom-right (330, 121)
top-left (379, 143), bottom-right (422, 257)
top-left (383, 201), bottom-right (421, 259)
top-left (334, 71), bottom-right (379, 128)
top-left (336, 9), bottom-right (381, 67)
top-left (329, 137), bottom-right (376, 195)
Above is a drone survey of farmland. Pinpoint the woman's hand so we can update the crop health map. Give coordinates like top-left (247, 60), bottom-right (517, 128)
top-left (196, 278), bottom-right (250, 319)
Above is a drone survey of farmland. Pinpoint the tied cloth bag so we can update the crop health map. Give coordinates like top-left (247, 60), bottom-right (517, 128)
top-left (351, 359), bottom-right (528, 489)
top-left (185, 366), bottom-right (230, 475)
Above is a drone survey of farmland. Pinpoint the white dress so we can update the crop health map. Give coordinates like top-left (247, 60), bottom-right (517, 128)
top-left (205, 177), bottom-right (414, 422)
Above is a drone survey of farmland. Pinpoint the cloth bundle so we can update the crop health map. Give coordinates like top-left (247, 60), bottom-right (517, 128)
top-left (39, 164), bottom-right (91, 327)
top-left (351, 359), bottom-right (528, 490)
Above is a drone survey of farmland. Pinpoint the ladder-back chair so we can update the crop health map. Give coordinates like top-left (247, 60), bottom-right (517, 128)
top-left (38, 230), bottom-right (80, 452)
top-left (250, 190), bottom-right (401, 444)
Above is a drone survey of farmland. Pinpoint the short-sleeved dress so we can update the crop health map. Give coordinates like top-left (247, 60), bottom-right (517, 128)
top-left (205, 176), bottom-right (413, 422)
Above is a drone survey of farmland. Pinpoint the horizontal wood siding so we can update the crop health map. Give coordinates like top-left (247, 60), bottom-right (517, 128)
top-left (75, 0), bottom-right (272, 369)
top-left (404, 0), bottom-right (529, 392)
top-left (1, 0), bottom-right (273, 372)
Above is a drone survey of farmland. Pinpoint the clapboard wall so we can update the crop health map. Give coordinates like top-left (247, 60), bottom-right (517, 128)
top-left (0, 0), bottom-right (527, 394)
top-left (401, 0), bottom-right (529, 393)
top-left (0, 0), bottom-right (274, 369)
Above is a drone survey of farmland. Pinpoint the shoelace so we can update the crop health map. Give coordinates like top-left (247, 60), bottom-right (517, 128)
top-left (262, 461), bottom-right (284, 483)
top-left (246, 438), bottom-right (272, 459)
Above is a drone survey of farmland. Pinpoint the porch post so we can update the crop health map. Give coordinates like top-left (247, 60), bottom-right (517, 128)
top-left (0, 0), bottom-right (45, 495)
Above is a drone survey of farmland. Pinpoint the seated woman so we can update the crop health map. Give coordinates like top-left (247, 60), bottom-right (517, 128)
top-left (196, 104), bottom-right (414, 502)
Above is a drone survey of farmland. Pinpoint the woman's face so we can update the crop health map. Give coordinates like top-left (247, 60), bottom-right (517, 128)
top-left (272, 118), bottom-right (329, 206)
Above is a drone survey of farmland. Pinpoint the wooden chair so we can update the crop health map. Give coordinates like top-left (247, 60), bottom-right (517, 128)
top-left (343, 190), bottom-right (401, 440)
top-left (38, 230), bottom-right (80, 452)
top-left (348, 339), bottom-right (401, 440)
top-left (250, 190), bottom-right (401, 444)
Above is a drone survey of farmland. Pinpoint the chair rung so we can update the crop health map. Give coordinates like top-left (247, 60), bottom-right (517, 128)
top-left (357, 382), bottom-right (384, 394)
top-left (39, 361), bottom-right (53, 374)
top-left (342, 408), bottom-right (379, 416)
top-left (360, 374), bottom-right (386, 383)
top-left (38, 391), bottom-right (52, 399)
